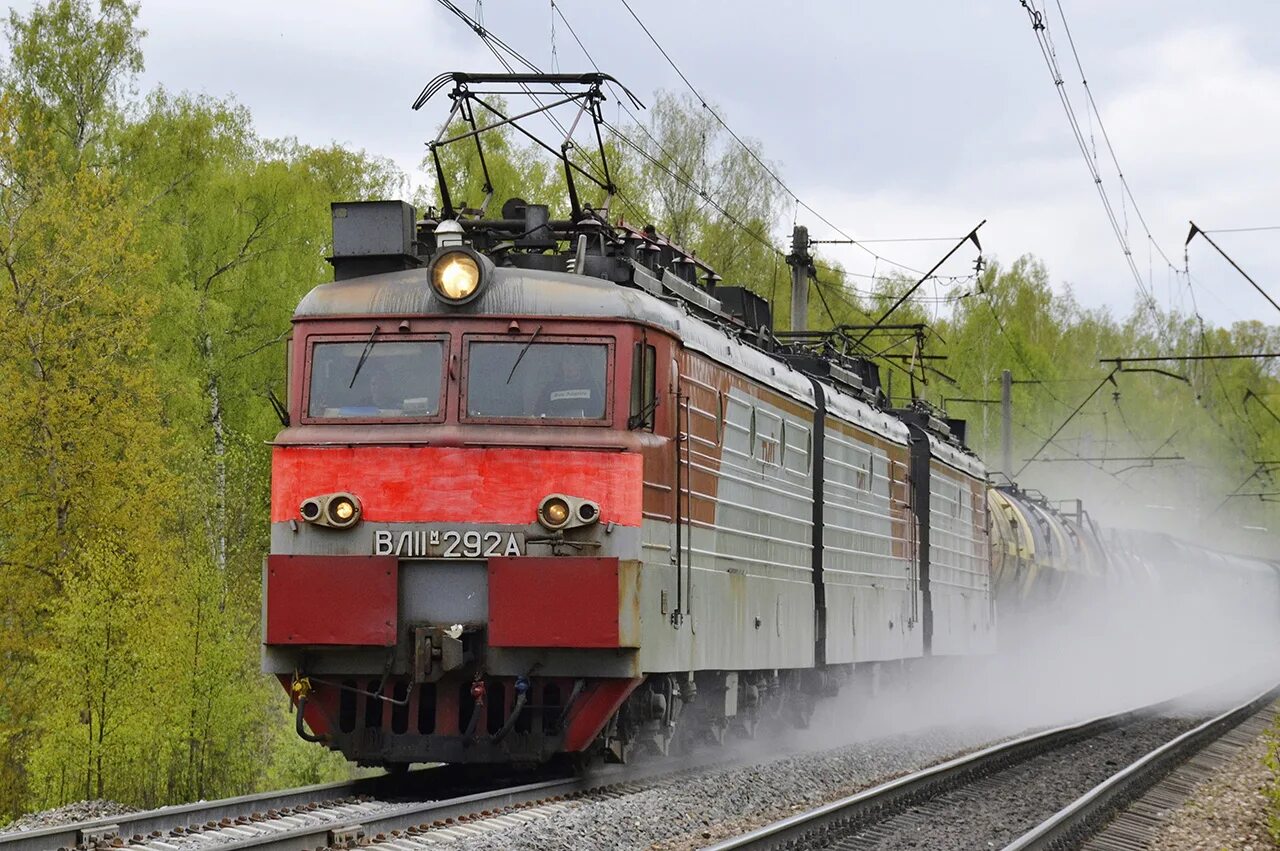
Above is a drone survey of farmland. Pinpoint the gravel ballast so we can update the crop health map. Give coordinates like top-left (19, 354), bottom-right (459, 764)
top-left (435, 713), bottom-right (1207, 851)
top-left (441, 724), bottom-right (1013, 851)
top-left (0, 800), bottom-right (139, 834)
top-left (800, 714), bottom-right (1203, 851)
top-left (1153, 711), bottom-right (1279, 851)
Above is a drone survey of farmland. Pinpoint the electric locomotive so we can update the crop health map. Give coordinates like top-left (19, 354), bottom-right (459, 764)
top-left (264, 191), bottom-right (997, 767)
top-left (263, 72), bottom-right (999, 768)
top-left (264, 74), bottom-right (1280, 769)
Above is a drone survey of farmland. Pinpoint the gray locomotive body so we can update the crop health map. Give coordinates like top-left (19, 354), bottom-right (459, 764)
top-left (262, 200), bottom-right (995, 766)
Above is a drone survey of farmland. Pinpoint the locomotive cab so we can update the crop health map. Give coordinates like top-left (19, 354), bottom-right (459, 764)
top-left (268, 336), bottom-right (664, 763)
top-left (264, 204), bottom-right (686, 764)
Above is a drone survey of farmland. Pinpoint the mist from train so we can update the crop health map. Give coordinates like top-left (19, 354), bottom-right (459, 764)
top-left (788, 511), bottom-right (1280, 755)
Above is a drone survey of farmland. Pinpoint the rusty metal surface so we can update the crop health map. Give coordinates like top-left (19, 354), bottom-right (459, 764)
top-left (293, 268), bottom-right (818, 407)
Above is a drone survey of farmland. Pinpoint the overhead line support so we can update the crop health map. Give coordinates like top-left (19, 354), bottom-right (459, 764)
top-left (788, 225), bottom-right (813, 333)
top-left (1016, 368), bottom-right (1117, 477)
top-left (1186, 220), bottom-right (1280, 317)
top-left (854, 220), bottom-right (986, 345)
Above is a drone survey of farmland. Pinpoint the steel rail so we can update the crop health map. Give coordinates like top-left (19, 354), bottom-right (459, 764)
top-left (703, 683), bottom-right (1278, 851)
top-left (0, 769), bottom-right (445, 851)
top-left (5, 770), bottom-right (589, 851)
top-left (1000, 682), bottom-right (1280, 851)
top-left (157, 776), bottom-right (586, 851)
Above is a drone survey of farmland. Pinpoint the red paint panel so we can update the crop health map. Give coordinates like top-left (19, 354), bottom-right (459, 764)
top-left (562, 677), bottom-right (644, 752)
top-left (271, 446), bottom-right (642, 526)
top-left (487, 557), bottom-right (626, 648)
top-left (266, 555), bottom-right (398, 645)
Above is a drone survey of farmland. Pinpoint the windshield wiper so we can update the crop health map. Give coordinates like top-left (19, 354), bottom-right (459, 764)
top-left (628, 397), bottom-right (659, 430)
top-left (348, 325), bottom-right (381, 388)
top-left (506, 324), bottom-right (542, 384)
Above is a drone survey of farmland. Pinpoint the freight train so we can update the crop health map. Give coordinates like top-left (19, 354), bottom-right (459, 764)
top-left (262, 73), bottom-right (1280, 770)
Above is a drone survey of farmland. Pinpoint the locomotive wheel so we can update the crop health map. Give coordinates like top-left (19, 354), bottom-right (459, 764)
top-left (787, 694), bottom-right (815, 729)
top-left (605, 737), bottom-right (632, 764)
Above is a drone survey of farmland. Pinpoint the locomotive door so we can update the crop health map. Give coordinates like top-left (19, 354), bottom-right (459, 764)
top-left (672, 357), bottom-right (692, 630)
top-left (893, 454), bottom-right (921, 628)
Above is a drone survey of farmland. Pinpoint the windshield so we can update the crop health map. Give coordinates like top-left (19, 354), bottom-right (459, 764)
top-left (308, 340), bottom-right (444, 419)
top-left (466, 341), bottom-right (609, 420)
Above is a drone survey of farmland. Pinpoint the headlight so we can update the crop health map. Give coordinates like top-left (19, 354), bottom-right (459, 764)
top-left (538, 495), bottom-right (573, 530)
top-left (328, 496), bottom-right (357, 526)
top-left (430, 249), bottom-right (482, 303)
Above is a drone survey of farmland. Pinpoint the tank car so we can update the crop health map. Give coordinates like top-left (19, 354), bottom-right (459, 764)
top-left (987, 486), bottom-right (1107, 607)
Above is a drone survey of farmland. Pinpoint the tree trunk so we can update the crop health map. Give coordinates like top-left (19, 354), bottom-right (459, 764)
top-left (200, 327), bottom-right (227, 582)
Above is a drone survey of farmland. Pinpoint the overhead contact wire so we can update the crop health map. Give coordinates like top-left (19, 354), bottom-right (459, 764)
top-left (616, 0), bottom-right (928, 277)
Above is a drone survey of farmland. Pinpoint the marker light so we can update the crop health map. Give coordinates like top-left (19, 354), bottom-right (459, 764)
top-left (300, 499), bottom-right (322, 521)
top-left (430, 250), bottom-right (482, 303)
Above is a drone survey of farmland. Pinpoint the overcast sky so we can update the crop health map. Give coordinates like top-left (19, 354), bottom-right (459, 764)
top-left (45, 1), bottom-right (1280, 328)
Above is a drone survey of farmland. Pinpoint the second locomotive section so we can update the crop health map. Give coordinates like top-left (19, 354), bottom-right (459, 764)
top-left (263, 202), bottom-right (995, 767)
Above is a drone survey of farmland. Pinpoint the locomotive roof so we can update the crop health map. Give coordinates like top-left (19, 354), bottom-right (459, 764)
top-left (924, 431), bottom-right (986, 479)
top-left (295, 264), bottom-right (913, 446)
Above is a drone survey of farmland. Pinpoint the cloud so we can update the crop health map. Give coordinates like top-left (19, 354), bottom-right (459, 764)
top-left (132, 1), bottom-right (484, 192)
top-left (8, 0), bottom-right (1262, 327)
top-left (798, 22), bottom-right (1280, 327)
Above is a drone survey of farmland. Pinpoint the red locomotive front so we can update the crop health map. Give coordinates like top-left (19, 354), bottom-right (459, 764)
top-left (264, 232), bottom-right (674, 766)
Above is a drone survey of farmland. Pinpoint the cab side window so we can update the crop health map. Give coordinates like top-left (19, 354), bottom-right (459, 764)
top-left (628, 342), bottom-right (657, 430)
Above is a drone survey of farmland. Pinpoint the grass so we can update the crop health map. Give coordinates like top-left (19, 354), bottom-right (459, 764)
top-left (1265, 714), bottom-right (1280, 843)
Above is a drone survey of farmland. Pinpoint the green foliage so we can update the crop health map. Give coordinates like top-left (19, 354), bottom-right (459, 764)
top-left (0, 89), bottom-right (173, 811)
top-left (628, 92), bottom-right (783, 296)
top-left (3, 0), bottom-right (142, 166)
top-left (1, 0), bottom-right (1277, 826)
top-left (0, 0), bottom-right (399, 819)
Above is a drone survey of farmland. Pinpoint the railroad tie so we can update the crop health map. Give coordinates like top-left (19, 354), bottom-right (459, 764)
top-left (1078, 699), bottom-right (1279, 851)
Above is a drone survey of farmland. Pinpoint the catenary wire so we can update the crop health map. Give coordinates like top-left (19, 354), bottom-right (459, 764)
top-left (616, 0), bottom-right (933, 277)
top-left (1017, 0), bottom-right (1155, 312)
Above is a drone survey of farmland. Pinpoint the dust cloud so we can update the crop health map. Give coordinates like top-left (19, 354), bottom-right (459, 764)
top-left (789, 516), bottom-right (1280, 757)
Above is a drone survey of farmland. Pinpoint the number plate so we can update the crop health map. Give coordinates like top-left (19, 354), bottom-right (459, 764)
top-left (373, 528), bottom-right (525, 559)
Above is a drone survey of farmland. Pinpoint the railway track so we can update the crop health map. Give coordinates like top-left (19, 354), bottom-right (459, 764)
top-left (704, 681), bottom-right (1279, 851)
top-left (0, 751), bottom-right (722, 851)
top-left (0, 764), bottom-right (583, 851)
top-left (10, 681), bottom-right (1274, 851)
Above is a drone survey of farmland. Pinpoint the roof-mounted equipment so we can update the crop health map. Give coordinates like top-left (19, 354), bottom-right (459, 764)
top-left (329, 200), bottom-right (422, 281)
top-left (412, 71), bottom-right (642, 221)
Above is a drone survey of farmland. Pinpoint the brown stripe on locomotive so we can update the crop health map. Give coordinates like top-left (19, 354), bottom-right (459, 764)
top-left (678, 349), bottom-right (817, 523)
top-left (823, 418), bottom-right (915, 563)
top-left (642, 345), bottom-right (819, 530)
